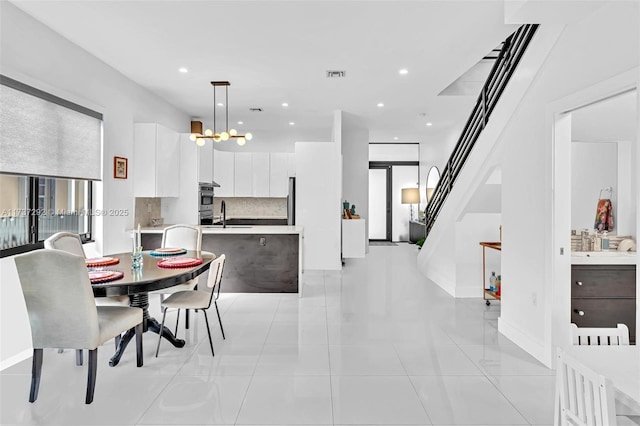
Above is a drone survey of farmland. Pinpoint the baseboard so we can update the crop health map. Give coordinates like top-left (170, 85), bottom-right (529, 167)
top-left (0, 348), bottom-right (31, 371)
top-left (498, 317), bottom-right (551, 368)
top-left (425, 268), bottom-right (456, 297)
top-left (455, 286), bottom-right (484, 298)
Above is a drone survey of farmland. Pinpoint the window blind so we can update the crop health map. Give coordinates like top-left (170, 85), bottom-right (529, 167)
top-left (0, 75), bottom-right (102, 181)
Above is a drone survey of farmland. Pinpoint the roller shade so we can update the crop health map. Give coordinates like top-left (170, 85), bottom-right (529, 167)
top-left (0, 75), bottom-right (102, 180)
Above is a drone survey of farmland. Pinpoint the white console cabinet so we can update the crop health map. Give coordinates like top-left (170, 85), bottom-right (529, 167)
top-left (342, 219), bottom-right (366, 258)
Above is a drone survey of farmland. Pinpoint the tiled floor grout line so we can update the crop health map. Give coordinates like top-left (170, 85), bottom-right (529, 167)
top-left (448, 310), bottom-right (536, 426)
top-left (391, 342), bottom-right (434, 425)
top-left (232, 295), bottom-right (280, 426)
top-left (322, 271), bottom-right (336, 426)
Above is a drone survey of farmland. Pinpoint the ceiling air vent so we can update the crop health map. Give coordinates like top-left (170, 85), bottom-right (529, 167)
top-left (249, 107), bottom-right (263, 112)
top-left (326, 70), bottom-right (346, 78)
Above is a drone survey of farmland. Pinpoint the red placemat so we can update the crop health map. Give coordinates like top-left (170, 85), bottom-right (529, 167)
top-left (157, 257), bottom-right (203, 269)
top-left (85, 257), bottom-right (120, 267)
top-left (88, 270), bottom-right (124, 284)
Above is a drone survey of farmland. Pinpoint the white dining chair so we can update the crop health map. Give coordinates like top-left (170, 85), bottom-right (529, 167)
top-left (155, 254), bottom-right (226, 358)
top-left (571, 323), bottom-right (630, 346)
top-left (555, 348), bottom-right (617, 426)
top-left (44, 232), bottom-right (130, 307)
top-left (44, 232), bottom-right (130, 364)
top-left (14, 249), bottom-right (143, 404)
top-left (150, 224), bottom-right (202, 330)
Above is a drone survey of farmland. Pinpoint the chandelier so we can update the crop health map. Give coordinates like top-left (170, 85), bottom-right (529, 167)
top-left (190, 81), bottom-right (253, 146)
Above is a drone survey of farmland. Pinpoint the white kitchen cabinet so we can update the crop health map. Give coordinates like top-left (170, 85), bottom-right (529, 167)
top-left (287, 153), bottom-right (296, 177)
top-left (270, 153), bottom-right (289, 197)
top-left (213, 149), bottom-right (235, 196)
top-left (234, 152), bottom-right (253, 196)
top-left (252, 152), bottom-right (270, 197)
top-left (197, 139), bottom-right (213, 184)
top-left (133, 123), bottom-right (180, 197)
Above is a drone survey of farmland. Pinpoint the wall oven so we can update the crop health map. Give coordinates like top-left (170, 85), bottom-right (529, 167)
top-left (199, 183), bottom-right (215, 225)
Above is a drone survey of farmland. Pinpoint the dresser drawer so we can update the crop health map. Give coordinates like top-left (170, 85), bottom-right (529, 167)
top-left (571, 265), bottom-right (636, 298)
top-left (571, 298), bottom-right (636, 343)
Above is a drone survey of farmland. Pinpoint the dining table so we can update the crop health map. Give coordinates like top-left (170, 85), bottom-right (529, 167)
top-left (89, 250), bottom-right (215, 367)
top-left (562, 345), bottom-right (640, 415)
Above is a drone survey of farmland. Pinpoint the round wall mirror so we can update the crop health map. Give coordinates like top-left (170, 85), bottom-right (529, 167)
top-left (426, 166), bottom-right (440, 203)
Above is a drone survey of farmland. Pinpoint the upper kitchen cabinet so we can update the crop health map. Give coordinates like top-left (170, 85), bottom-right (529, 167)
top-left (197, 138), bottom-right (213, 184)
top-left (252, 152), bottom-right (270, 197)
top-left (270, 153), bottom-right (289, 197)
top-left (133, 123), bottom-right (180, 197)
top-left (287, 153), bottom-right (296, 177)
top-left (234, 152), bottom-right (253, 196)
top-left (213, 149), bottom-right (235, 197)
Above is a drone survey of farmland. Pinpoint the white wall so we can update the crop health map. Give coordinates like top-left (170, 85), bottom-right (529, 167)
top-left (339, 112), bottom-right (370, 252)
top-left (0, 2), bottom-right (189, 368)
top-left (571, 142), bottom-right (617, 233)
top-left (295, 142), bottom-right (342, 271)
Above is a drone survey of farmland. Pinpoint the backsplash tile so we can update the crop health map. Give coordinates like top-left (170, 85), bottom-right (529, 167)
top-left (214, 197), bottom-right (287, 219)
top-left (134, 197), bottom-right (161, 226)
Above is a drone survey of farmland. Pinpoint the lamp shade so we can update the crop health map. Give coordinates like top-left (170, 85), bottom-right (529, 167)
top-left (401, 188), bottom-right (420, 204)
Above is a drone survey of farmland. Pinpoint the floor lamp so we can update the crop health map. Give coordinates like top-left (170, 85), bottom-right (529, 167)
top-left (401, 188), bottom-right (420, 221)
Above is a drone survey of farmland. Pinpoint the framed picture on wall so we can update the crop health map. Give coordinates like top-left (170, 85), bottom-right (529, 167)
top-left (114, 156), bottom-right (128, 179)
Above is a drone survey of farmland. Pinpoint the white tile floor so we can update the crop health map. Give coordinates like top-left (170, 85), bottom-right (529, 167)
top-left (1, 244), bottom-right (557, 425)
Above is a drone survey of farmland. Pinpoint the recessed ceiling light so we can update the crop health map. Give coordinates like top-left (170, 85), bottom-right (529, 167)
top-left (178, 67), bottom-right (188, 73)
top-left (394, 137), bottom-right (399, 140)
top-left (399, 69), bottom-right (409, 75)
top-left (237, 121), bottom-right (243, 125)
top-left (217, 103), bottom-right (224, 107)
top-left (426, 122), bottom-right (433, 126)
top-left (282, 102), bottom-right (289, 107)
top-left (377, 103), bottom-right (384, 108)
top-left (289, 122), bottom-right (295, 126)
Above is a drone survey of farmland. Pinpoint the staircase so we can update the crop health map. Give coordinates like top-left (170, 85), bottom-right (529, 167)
top-left (425, 24), bottom-right (539, 237)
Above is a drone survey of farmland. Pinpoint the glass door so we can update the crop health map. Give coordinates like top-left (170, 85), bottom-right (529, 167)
top-left (368, 166), bottom-right (391, 240)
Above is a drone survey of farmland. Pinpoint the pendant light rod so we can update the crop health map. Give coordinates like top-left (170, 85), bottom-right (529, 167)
top-left (190, 81), bottom-right (252, 146)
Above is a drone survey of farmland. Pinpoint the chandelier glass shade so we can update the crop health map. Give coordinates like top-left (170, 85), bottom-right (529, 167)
top-left (189, 81), bottom-right (253, 146)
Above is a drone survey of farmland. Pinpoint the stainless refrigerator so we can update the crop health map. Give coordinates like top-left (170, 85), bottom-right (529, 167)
top-left (287, 177), bottom-right (296, 225)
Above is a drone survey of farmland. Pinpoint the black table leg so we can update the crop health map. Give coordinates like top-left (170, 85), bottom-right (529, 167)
top-left (109, 292), bottom-right (185, 367)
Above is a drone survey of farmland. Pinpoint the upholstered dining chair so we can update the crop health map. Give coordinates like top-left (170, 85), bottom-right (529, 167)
top-left (14, 249), bottom-right (143, 404)
top-left (156, 254), bottom-right (226, 358)
top-left (44, 232), bottom-right (130, 307)
top-left (150, 224), bottom-right (202, 329)
top-left (44, 232), bottom-right (130, 365)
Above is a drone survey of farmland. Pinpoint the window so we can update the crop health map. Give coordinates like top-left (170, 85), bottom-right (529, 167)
top-left (0, 75), bottom-right (102, 257)
top-left (0, 175), bottom-right (93, 257)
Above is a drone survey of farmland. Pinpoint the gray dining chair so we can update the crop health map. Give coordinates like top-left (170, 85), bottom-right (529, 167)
top-left (14, 249), bottom-right (143, 404)
top-left (150, 224), bottom-right (202, 329)
top-left (156, 254), bottom-right (226, 358)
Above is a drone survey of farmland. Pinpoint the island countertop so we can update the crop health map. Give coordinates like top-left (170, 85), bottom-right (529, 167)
top-left (139, 225), bottom-right (303, 235)
top-left (571, 251), bottom-right (637, 265)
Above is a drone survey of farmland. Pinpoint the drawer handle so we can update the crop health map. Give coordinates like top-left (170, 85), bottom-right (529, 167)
top-left (573, 309), bottom-right (585, 316)
top-left (576, 281), bottom-right (583, 286)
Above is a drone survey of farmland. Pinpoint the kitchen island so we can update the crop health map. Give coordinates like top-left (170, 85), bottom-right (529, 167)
top-left (141, 225), bottom-right (303, 293)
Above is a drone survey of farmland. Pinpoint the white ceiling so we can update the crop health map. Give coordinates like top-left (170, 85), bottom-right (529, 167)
top-left (10, 1), bottom-right (518, 148)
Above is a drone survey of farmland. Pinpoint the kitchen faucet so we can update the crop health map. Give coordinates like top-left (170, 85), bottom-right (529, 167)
top-left (221, 200), bottom-right (226, 228)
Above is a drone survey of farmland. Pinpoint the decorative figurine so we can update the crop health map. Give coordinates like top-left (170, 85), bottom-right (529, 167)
top-left (350, 204), bottom-right (356, 215)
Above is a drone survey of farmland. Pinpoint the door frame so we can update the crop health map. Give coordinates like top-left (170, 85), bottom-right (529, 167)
top-left (369, 161), bottom-right (420, 241)
top-left (369, 164), bottom-right (392, 241)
